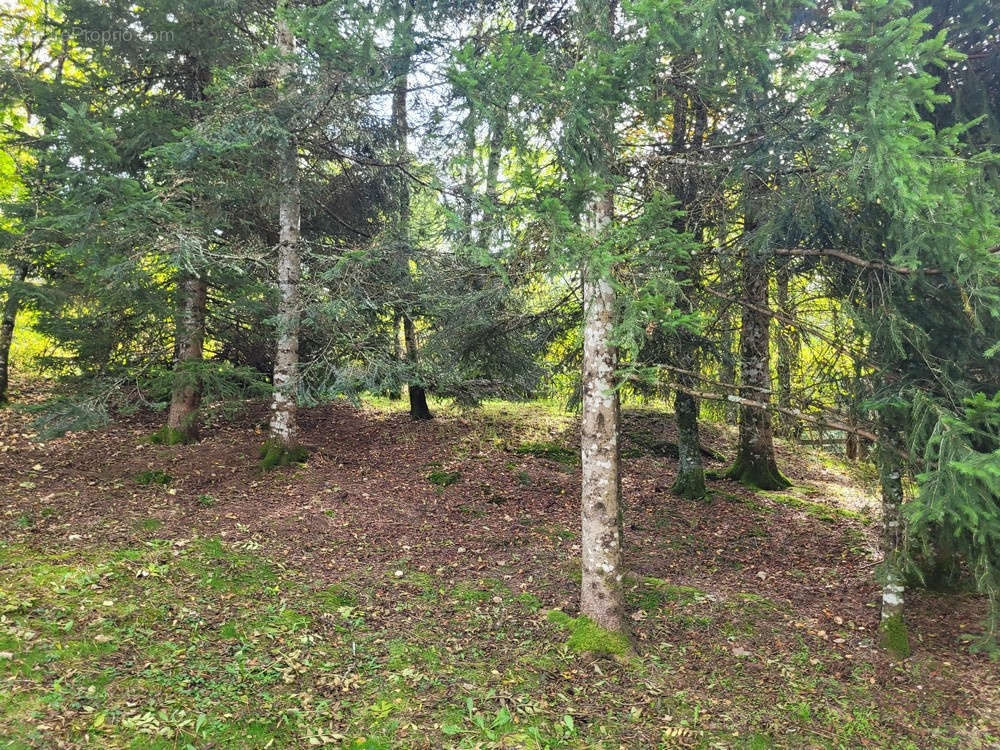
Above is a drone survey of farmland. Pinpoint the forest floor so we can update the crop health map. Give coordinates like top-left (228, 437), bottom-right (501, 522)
top-left (1, 385), bottom-right (998, 749)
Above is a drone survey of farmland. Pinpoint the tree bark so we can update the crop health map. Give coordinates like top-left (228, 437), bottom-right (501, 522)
top-left (727, 220), bottom-right (789, 489)
top-left (877, 420), bottom-right (910, 657)
top-left (0, 262), bottom-right (28, 404)
top-left (479, 112), bottom-right (505, 252)
top-left (268, 9), bottom-right (302, 447)
top-left (668, 91), bottom-right (706, 500)
top-left (166, 274), bottom-right (207, 441)
top-left (580, 192), bottom-right (626, 634)
top-left (460, 108), bottom-right (477, 249)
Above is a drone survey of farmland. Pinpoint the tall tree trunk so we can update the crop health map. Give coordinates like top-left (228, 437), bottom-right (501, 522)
top-left (392, 1), bottom-right (431, 421)
top-left (877, 423), bottom-right (910, 658)
top-left (727, 210), bottom-right (789, 489)
top-left (165, 274), bottom-right (207, 441)
top-left (774, 264), bottom-right (800, 438)
top-left (0, 262), bottom-right (28, 404)
top-left (669, 92), bottom-right (706, 500)
top-left (575, 0), bottom-right (626, 641)
top-left (268, 10), bottom-right (302, 448)
top-left (479, 113), bottom-right (505, 251)
top-left (580, 192), bottom-right (626, 634)
top-left (715, 245), bottom-right (739, 425)
top-left (672, 385), bottom-right (705, 498)
top-left (460, 109), bottom-right (477, 249)
top-left (160, 61), bottom-right (213, 443)
top-left (667, 229), bottom-right (704, 498)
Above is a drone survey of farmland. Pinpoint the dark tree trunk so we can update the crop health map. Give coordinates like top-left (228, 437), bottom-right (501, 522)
top-left (715, 241), bottom-right (739, 425)
top-left (845, 431), bottom-right (859, 460)
top-left (392, 2), bottom-right (431, 422)
top-left (165, 274), bottom-right (208, 442)
top-left (672, 388), bottom-right (706, 498)
top-left (867, 265), bottom-right (909, 657)
top-left (403, 313), bottom-right (431, 420)
top-left (727, 222), bottom-right (789, 489)
top-left (460, 110), bottom-right (477, 249)
top-left (668, 92), bottom-right (706, 499)
top-left (0, 262), bottom-right (28, 404)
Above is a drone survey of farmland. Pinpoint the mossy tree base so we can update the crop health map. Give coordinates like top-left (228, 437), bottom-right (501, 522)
top-left (547, 610), bottom-right (632, 657)
top-left (725, 454), bottom-right (791, 491)
top-left (880, 614), bottom-right (911, 659)
top-left (259, 440), bottom-right (309, 471)
top-left (671, 470), bottom-right (707, 500)
top-left (150, 426), bottom-right (196, 446)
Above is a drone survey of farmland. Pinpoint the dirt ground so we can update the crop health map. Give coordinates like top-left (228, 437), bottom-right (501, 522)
top-left (2, 389), bottom-right (998, 747)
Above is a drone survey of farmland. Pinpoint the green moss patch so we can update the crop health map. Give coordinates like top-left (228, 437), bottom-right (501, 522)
top-left (258, 440), bottom-right (309, 471)
top-left (513, 441), bottom-right (578, 465)
top-left (761, 492), bottom-right (867, 523)
top-left (880, 614), bottom-right (911, 659)
top-left (546, 610), bottom-right (631, 656)
top-left (629, 577), bottom-right (709, 612)
top-left (149, 426), bottom-right (192, 446)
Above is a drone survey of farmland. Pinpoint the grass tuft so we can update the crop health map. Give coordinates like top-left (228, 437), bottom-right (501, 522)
top-left (427, 470), bottom-right (461, 487)
top-left (134, 470), bottom-right (173, 486)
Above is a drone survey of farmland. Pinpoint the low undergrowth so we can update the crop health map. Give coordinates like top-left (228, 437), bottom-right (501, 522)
top-left (0, 536), bottom-right (993, 748)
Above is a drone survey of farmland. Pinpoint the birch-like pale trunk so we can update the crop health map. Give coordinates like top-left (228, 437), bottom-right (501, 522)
top-left (876, 424), bottom-right (910, 657)
top-left (775, 265), bottom-right (800, 439)
top-left (167, 273), bottom-right (208, 440)
top-left (268, 11), bottom-right (302, 447)
top-left (580, 192), bottom-right (626, 634)
top-left (879, 448), bottom-right (905, 622)
top-left (0, 262), bottom-right (28, 403)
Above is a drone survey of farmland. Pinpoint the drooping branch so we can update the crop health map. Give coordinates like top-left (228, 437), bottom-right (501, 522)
top-left (773, 248), bottom-right (943, 275)
top-left (628, 369), bottom-right (891, 448)
top-left (665, 378), bottom-right (914, 459)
